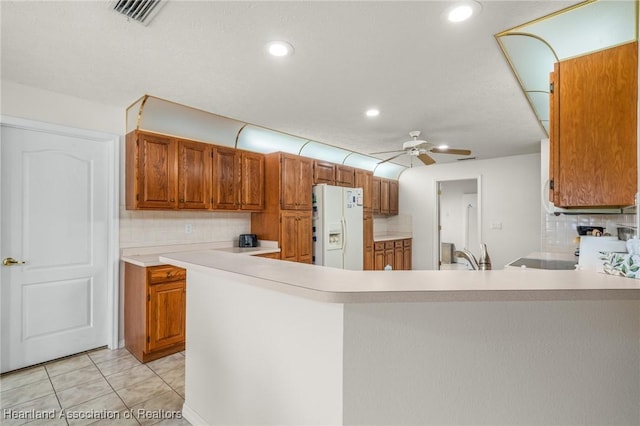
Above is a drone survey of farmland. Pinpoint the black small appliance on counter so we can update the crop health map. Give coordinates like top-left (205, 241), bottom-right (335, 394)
top-left (239, 234), bottom-right (258, 247)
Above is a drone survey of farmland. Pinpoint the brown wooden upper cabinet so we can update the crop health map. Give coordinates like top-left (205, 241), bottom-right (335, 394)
top-left (380, 179), bottom-right (390, 215)
top-left (211, 147), bottom-right (265, 211)
top-left (335, 165), bottom-right (355, 187)
top-left (549, 41), bottom-right (637, 208)
top-left (372, 177), bottom-right (381, 213)
top-left (127, 132), bottom-right (177, 210)
top-left (389, 180), bottom-right (399, 215)
top-left (211, 146), bottom-right (240, 210)
top-left (178, 140), bottom-right (211, 209)
top-left (371, 176), bottom-right (398, 216)
top-left (313, 161), bottom-right (336, 184)
top-left (281, 153), bottom-right (313, 210)
top-left (240, 151), bottom-right (266, 210)
top-left (126, 130), bottom-right (264, 211)
top-left (355, 169), bottom-right (373, 212)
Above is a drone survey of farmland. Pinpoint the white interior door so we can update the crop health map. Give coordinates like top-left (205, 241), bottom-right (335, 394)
top-left (1, 117), bottom-right (118, 373)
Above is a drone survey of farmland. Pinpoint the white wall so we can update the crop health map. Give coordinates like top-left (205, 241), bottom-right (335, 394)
top-left (1, 81), bottom-right (252, 249)
top-left (400, 154), bottom-right (541, 270)
top-left (1, 81), bottom-right (124, 135)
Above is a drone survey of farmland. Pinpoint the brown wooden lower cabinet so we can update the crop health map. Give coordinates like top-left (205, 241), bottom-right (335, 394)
top-left (280, 210), bottom-right (313, 263)
top-left (254, 252), bottom-right (281, 259)
top-left (373, 238), bottom-right (412, 270)
top-left (125, 263), bottom-right (186, 363)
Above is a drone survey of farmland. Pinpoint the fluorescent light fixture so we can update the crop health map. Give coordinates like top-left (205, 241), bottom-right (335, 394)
top-left (444, 1), bottom-right (481, 23)
top-left (365, 108), bottom-right (380, 117)
top-left (267, 41), bottom-right (294, 57)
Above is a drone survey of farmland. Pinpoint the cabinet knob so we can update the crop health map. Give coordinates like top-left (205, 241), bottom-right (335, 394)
top-left (170, 199), bottom-right (175, 202)
top-left (179, 199), bottom-right (184, 203)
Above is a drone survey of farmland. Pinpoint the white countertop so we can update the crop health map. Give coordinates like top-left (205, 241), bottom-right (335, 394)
top-left (373, 232), bottom-right (412, 242)
top-left (159, 249), bottom-right (640, 303)
top-left (122, 241), bottom-right (280, 267)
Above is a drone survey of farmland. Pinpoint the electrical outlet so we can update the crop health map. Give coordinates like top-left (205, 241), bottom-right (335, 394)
top-left (185, 223), bottom-right (193, 234)
top-left (490, 222), bottom-right (502, 230)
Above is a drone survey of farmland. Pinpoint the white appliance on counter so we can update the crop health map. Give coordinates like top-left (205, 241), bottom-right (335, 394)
top-left (578, 236), bottom-right (627, 271)
top-left (312, 184), bottom-right (363, 270)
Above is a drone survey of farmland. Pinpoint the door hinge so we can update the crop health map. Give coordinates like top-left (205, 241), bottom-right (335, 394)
top-left (549, 82), bottom-right (554, 94)
top-left (147, 336), bottom-right (150, 343)
top-left (136, 194), bottom-right (139, 201)
top-left (147, 294), bottom-right (150, 302)
top-left (550, 180), bottom-right (555, 190)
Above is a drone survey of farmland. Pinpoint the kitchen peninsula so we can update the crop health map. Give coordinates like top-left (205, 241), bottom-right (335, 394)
top-left (161, 250), bottom-right (640, 426)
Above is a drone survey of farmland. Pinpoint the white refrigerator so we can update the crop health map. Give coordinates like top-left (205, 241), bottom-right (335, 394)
top-left (312, 184), bottom-right (364, 270)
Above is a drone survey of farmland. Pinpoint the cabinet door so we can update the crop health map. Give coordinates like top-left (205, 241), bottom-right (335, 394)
top-left (380, 179), bottom-right (390, 215)
top-left (178, 140), bottom-right (211, 209)
top-left (240, 151), bottom-right (265, 211)
top-left (384, 248), bottom-right (395, 270)
top-left (296, 211), bottom-right (313, 263)
top-left (389, 180), bottom-right (399, 215)
top-left (355, 169), bottom-right (373, 211)
top-left (403, 245), bottom-right (412, 270)
top-left (280, 211), bottom-right (299, 261)
top-left (552, 41), bottom-right (637, 207)
top-left (314, 161), bottom-right (335, 184)
top-left (212, 146), bottom-right (241, 210)
top-left (394, 240), bottom-right (404, 270)
top-left (363, 213), bottom-right (374, 270)
top-left (372, 177), bottom-right (381, 214)
top-left (137, 133), bottom-right (177, 209)
top-left (374, 248), bottom-right (385, 271)
top-left (281, 154), bottom-right (300, 210)
top-left (148, 280), bottom-right (186, 352)
top-left (297, 157), bottom-right (314, 210)
top-left (336, 165), bottom-right (355, 187)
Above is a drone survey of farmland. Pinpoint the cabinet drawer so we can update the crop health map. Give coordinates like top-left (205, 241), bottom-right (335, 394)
top-left (403, 239), bottom-right (412, 247)
top-left (374, 242), bottom-right (385, 251)
top-left (394, 240), bottom-right (403, 248)
top-left (384, 241), bottom-right (395, 250)
top-left (148, 265), bottom-right (186, 283)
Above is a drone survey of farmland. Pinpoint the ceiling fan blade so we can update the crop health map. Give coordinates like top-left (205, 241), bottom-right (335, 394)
top-left (430, 147), bottom-right (472, 156)
top-left (417, 153), bottom-right (436, 165)
top-left (377, 152), bottom-right (406, 164)
top-left (369, 149), bottom-right (405, 155)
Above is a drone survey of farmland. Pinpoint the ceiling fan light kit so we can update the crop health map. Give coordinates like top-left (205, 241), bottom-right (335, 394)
top-left (371, 131), bottom-right (473, 166)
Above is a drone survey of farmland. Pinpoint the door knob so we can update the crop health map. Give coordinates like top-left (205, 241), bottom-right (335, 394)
top-left (3, 257), bottom-right (26, 266)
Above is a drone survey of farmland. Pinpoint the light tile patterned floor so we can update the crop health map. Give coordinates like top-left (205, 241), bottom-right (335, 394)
top-left (0, 348), bottom-right (190, 426)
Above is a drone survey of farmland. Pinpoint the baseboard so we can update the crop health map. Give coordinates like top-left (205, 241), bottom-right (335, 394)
top-left (182, 403), bottom-right (207, 426)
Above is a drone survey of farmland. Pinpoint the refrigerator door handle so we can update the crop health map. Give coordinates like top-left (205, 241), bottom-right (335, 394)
top-left (341, 217), bottom-right (347, 252)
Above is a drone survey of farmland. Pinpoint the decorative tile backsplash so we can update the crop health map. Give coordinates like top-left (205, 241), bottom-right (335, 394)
top-left (119, 206), bottom-right (252, 248)
top-left (541, 212), bottom-right (636, 254)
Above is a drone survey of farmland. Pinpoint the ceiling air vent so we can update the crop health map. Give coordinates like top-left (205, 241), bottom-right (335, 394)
top-left (112, 0), bottom-right (165, 26)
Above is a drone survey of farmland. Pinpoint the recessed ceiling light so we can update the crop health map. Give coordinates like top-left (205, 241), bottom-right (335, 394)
top-left (365, 108), bottom-right (380, 117)
top-left (444, 1), bottom-right (481, 23)
top-left (267, 41), bottom-right (294, 57)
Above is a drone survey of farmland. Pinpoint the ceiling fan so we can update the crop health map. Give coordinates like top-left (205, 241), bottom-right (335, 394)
top-left (370, 131), bottom-right (472, 165)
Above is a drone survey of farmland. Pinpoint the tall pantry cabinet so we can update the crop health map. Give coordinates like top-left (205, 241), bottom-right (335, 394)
top-left (251, 152), bottom-right (313, 263)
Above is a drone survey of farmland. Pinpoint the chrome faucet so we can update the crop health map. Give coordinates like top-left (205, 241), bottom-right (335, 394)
top-left (455, 244), bottom-right (492, 270)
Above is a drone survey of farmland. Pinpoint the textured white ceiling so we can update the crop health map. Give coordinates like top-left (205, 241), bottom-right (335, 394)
top-left (1, 0), bottom-right (581, 167)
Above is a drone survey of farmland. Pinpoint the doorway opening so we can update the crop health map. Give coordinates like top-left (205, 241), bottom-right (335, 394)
top-left (435, 177), bottom-right (482, 270)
